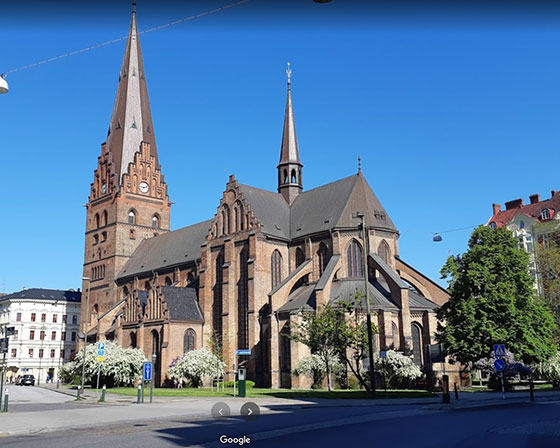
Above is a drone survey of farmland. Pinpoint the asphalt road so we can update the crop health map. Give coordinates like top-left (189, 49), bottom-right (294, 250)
top-left (6, 384), bottom-right (99, 413)
top-left (1, 401), bottom-right (559, 448)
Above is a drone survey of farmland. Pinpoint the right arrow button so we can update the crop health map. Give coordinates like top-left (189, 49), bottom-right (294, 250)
top-left (240, 402), bottom-right (260, 421)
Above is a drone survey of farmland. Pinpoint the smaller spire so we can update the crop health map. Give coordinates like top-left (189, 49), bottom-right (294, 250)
top-left (286, 62), bottom-right (292, 89)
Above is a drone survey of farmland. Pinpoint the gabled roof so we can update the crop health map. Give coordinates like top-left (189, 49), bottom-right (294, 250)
top-left (0, 288), bottom-right (81, 303)
top-left (238, 184), bottom-right (290, 240)
top-left (117, 220), bottom-right (212, 279)
top-left (162, 286), bottom-right (203, 322)
top-left (330, 279), bottom-right (398, 311)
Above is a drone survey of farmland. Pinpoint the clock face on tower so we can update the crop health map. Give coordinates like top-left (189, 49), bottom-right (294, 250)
top-left (139, 181), bottom-right (150, 194)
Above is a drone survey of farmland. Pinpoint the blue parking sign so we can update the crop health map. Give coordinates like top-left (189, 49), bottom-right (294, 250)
top-left (143, 362), bottom-right (153, 381)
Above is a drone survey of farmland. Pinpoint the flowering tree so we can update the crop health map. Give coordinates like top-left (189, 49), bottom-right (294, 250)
top-left (372, 350), bottom-right (422, 388)
top-left (474, 351), bottom-right (531, 391)
top-left (534, 351), bottom-right (560, 388)
top-left (60, 341), bottom-right (147, 386)
top-left (168, 348), bottom-right (225, 387)
top-left (293, 350), bottom-right (344, 389)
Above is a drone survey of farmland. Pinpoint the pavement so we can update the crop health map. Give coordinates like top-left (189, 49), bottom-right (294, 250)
top-left (0, 384), bottom-right (559, 438)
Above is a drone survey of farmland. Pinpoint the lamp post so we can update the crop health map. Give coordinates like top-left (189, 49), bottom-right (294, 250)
top-left (80, 277), bottom-right (91, 396)
top-left (353, 211), bottom-right (376, 397)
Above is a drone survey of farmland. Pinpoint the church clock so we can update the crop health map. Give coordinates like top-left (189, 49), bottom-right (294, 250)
top-left (139, 181), bottom-right (150, 194)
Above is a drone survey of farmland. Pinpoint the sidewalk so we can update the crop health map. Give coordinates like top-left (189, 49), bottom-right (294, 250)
top-left (1, 386), bottom-right (558, 437)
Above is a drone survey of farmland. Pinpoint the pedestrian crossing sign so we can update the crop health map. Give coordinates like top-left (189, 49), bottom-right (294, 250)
top-left (493, 344), bottom-right (506, 357)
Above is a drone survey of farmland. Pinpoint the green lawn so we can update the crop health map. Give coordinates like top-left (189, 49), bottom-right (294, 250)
top-left (461, 384), bottom-right (555, 393)
top-left (107, 387), bottom-right (435, 399)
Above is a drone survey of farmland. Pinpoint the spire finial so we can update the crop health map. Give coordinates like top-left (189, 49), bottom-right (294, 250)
top-left (132, 1), bottom-right (137, 13)
top-left (286, 62), bottom-right (292, 88)
top-left (358, 156), bottom-right (362, 173)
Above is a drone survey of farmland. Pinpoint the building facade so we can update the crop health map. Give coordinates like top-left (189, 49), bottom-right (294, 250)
top-left (0, 288), bottom-right (81, 383)
top-left (83, 8), bottom-right (452, 388)
top-left (488, 190), bottom-right (560, 296)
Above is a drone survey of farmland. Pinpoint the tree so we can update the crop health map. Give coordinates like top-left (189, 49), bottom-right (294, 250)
top-left (534, 224), bottom-right (560, 318)
top-left (168, 348), bottom-right (225, 387)
top-left (293, 349), bottom-right (344, 389)
top-left (290, 298), bottom-right (376, 392)
top-left (373, 350), bottom-right (422, 389)
top-left (59, 341), bottom-right (147, 387)
top-left (437, 225), bottom-right (557, 366)
top-left (474, 351), bottom-right (531, 391)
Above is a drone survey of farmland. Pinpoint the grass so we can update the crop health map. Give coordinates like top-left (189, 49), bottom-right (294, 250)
top-left (107, 387), bottom-right (436, 399)
top-left (461, 383), bottom-right (556, 393)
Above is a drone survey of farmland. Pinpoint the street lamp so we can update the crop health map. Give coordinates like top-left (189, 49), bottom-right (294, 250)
top-left (353, 211), bottom-right (376, 398)
top-left (80, 277), bottom-right (91, 396)
top-left (0, 74), bottom-right (8, 94)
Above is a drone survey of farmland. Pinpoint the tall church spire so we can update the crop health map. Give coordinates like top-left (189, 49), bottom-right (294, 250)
top-left (277, 62), bottom-right (303, 204)
top-left (105, 3), bottom-right (158, 188)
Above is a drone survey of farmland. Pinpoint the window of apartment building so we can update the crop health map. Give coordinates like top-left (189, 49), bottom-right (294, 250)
top-left (51, 331), bottom-right (57, 340)
top-left (30, 330), bottom-right (35, 340)
top-left (61, 331), bottom-right (66, 341)
top-left (62, 314), bottom-right (67, 323)
top-left (31, 313), bottom-right (36, 322)
top-left (13, 329), bottom-right (18, 340)
top-left (16, 312), bottom-right (21, 322)
top-left (39, 349), bottom-right (44, 358)
top-left (29, 348), bottom-right (33, 358)
top-left (61, 349), bottom-right (66, 359)
top-left (53, 314), bottom-right (58, 323)
top-left (70, 350), bottom-right (76, 359)
top-left (11, 349), bottom-right (16, 358)
top-left (71, 331), bottom-right (77, 341)
top-left (50, 349), bottom-right (56, 358)
top-left (40, 330), bottom-right (46, 340)
top-left (541, 209), bottom-right (551, 220)
top-left (41, 313), bottom-right (46, 322)
top-left (72, 315), bottom-right (77, 324)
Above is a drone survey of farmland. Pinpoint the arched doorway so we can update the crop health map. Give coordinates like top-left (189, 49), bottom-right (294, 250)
top-left (151, 329), bottom-right (162, 386)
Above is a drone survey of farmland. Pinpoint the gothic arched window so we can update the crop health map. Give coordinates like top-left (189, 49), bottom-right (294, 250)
top-left (94, 214), bottom-right (100, 229)
top-left (347, 239), bottom-right (363, 278)
top-left (213, 250), bottom-right (224, 345)
top-left (101, 211), bottom-right (108, 227)
top-left (271, 250), bottom-right (283, 289)
top-left (238, 248), bottom-right (249, 350)
top-left (152, 214), bottom-right (159, 228)
top-left (295, 247), bottom-right (305, 268)
top-left (128, 210), bottom-right (136, 225)
top-left (317, 243), bottom-right (330, 276)
top-left (411, 323), bottom-right (423, 366)
top-left (392, 322), bottom-right (399, 350)
top-left (291, 169), bottom-right (297, 183)
top-left (283, 169), bottom-right (288, 184)
top-left (378, 240), bottom-right (390, 264)
top-left (165, 276), bottom-right (172, 286)
top-left (184, 328), bottom-right (196, 353)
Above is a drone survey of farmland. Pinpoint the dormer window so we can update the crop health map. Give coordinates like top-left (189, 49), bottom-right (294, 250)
top-left (489, 222), bottom-right (497, 230)
top-left (519, 220), bottom-right (525, 229)
top-left (540, 209), bottom-right (551, 220)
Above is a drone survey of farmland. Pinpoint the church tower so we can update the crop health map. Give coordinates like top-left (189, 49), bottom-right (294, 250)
top-left (277, 63), bottom-right (303, 204)
top-left (82, 3), bottom-right (171, 329)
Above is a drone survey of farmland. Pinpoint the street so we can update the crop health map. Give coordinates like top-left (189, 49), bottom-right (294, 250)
top-left (6, 384), bottom-right (99, 413)
top-left (0, 389), bottom-right (559, 448)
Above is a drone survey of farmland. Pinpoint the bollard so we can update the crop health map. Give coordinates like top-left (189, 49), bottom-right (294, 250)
top-left (100, 385), bottom-right (106, 403)
top-left (530, 379), bottom-right (535, 402)
top-left (137, 385), bottom-right (142, 404)
top-left (454, 382), bottom-right (459, 400)
top-left (2, 389), bottom-right (7, 412)
top-left (77, 385), bottom-right (81, 400)
top-left (442, 375), bottom-right (451, 404)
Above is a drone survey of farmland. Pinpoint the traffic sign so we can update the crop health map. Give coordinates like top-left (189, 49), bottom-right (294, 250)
top-left (0, 338), bottom-right (7, 353)
top-left (379, 350), bottom-right (387, 359)
top-left (97, 356), bottom-right (105, 362)
top-left (493, 344), bottom-right (506, 358)
top-left (235, 349), bottom-right (251, 356)
top-left (494, 358), bottom-right (506, 372)
top-left (97, 342), bottom-right (106, 358)
top-left (143, 362), bottom-right (153, 381)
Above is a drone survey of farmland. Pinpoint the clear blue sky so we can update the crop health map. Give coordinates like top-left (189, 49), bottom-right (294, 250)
top-left (1, 0), bottom-right (560, 293)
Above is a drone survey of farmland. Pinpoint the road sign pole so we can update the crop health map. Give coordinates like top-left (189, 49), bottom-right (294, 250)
top-left (96, 364), bottom-right (101, 401)
top-left (150, 377), bottom-right (153, 403)
top-left (0, 351), bottom-right (6, 412)
top-left (500, 372), bottom-right (506, 400)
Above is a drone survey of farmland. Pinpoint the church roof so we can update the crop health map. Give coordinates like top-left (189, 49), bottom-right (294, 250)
top-left (104, 7), bottom-right (158, 187)
top-left (0, 288), bottom-right (81, 303)
top-left (278, 75), bottom-right (301, 166)
top-left (238, 184), bottom-right (290, 240)
top-left (117, 220), bottom-right (212, 280)
top-left (162, 286), bottom-right (203, 322)
top-left (330, 279), bottom-right (399, 311)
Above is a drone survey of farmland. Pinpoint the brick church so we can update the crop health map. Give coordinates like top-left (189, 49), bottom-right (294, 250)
top-left (82, 7), bottom-right (449, 388)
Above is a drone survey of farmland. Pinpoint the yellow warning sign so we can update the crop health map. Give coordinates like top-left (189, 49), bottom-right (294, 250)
top-left (97, 356), bottom-right (105, 362)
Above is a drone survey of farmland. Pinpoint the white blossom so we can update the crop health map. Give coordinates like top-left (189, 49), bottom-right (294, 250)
top-left (168, 348), bottom-right (225, 387)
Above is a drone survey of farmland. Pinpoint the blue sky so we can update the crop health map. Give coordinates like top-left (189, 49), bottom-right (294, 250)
top-left (1, 0), bottom-right (560, 293)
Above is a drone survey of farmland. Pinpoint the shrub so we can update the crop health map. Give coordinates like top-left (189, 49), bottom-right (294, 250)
top-left (534, 351), bottom-right (560, 389)
top-left (223, 380), bottom-right (255, 388)
top-left (372, 350), bottom-right (422, 389)
top-left (293, 350), bottom-right (344, 389)
top-left (168, 348), bottom-right (225, 388)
